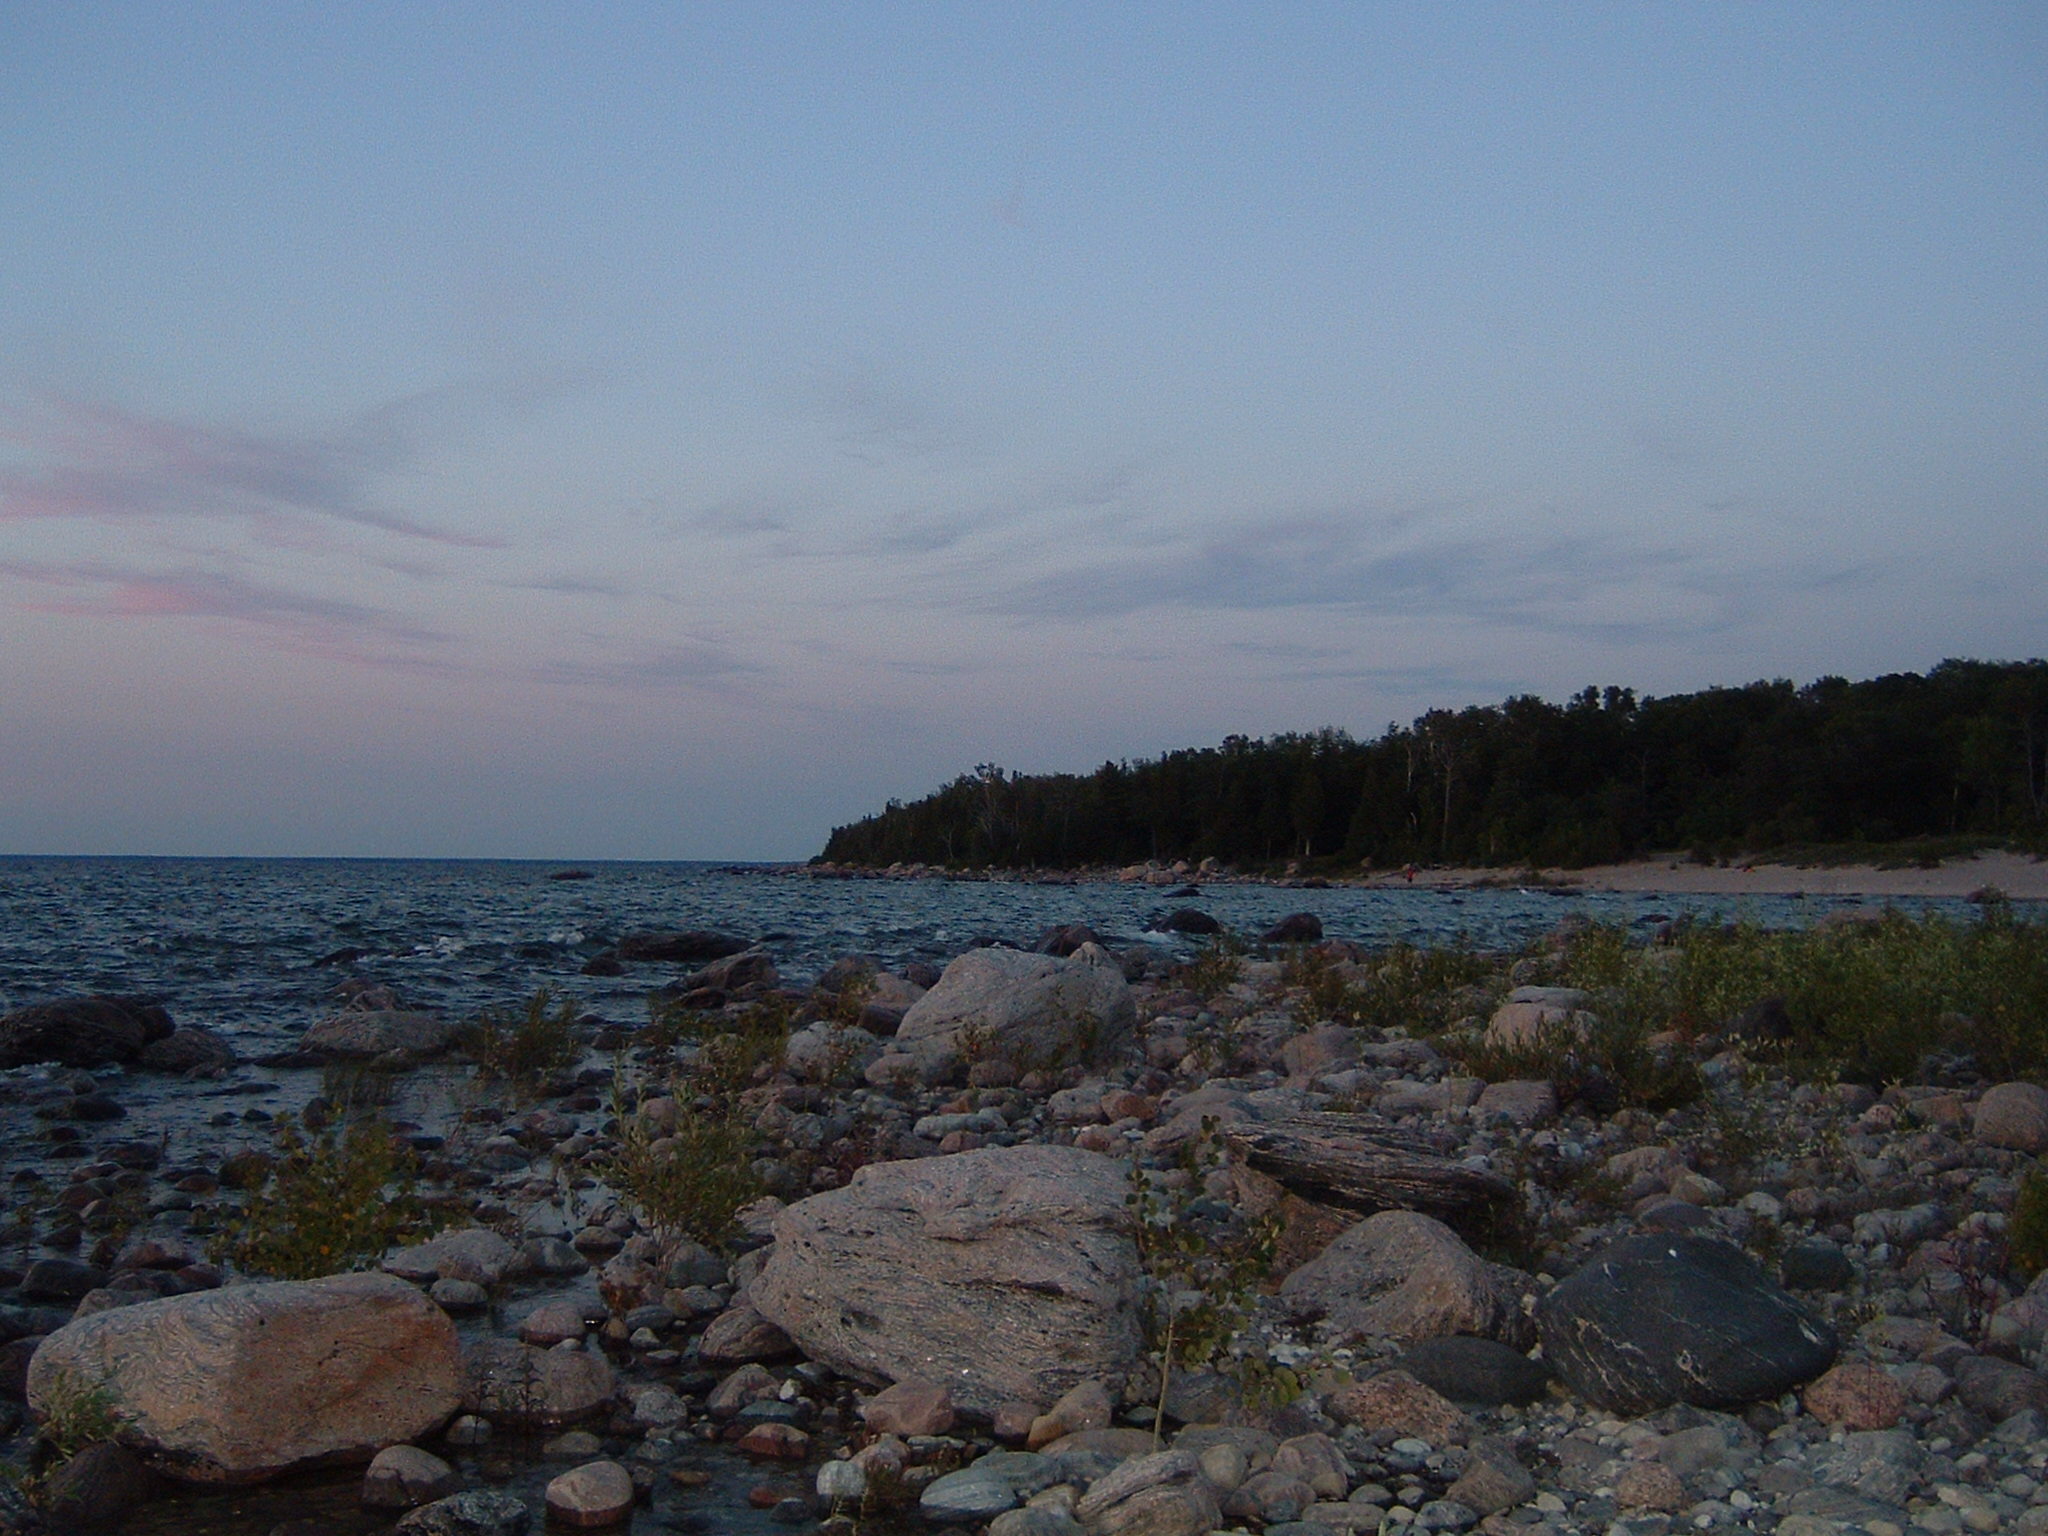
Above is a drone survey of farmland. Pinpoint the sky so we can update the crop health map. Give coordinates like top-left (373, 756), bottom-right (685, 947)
top-left (3, 3), bottom-right (2045, 859)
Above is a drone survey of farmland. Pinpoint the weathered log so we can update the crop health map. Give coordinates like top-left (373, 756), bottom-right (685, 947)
top-left (1224, 1112), bottom-right (1516, 1229)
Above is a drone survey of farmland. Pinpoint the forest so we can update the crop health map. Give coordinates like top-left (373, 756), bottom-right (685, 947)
top-left (816, 660), bottom-right (2048, 871)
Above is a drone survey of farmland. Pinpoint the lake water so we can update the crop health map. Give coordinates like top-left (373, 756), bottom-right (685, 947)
top-left (0, 856), bottom-right (1991, 1053)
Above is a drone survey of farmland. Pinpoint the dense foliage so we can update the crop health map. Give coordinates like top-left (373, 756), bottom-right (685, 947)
top-left (819, 660), bottom-right (2048, 869)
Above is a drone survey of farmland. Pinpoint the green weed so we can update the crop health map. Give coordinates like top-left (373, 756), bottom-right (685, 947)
top-left (214, 1112), bottom-right (431, 1280)
top-left (465, 986), bottom-right (583, 1092)
top-left (603, 1096), bottom-right (762, 1250)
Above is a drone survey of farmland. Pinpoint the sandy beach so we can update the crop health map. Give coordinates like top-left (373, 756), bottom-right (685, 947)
top-left (1378, 849), bottom-right (2048, 901)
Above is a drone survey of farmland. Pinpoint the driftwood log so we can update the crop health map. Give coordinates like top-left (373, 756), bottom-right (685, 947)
top-left (1225, 1111), bottom-right (1517, 1233)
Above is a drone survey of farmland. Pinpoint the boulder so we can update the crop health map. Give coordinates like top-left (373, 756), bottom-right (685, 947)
top-left (300, 1011), bottom-right (460, 1060)
top-left (1975, 1082), bottom-right (2048, 1153)
top-left (0, 996), bottom-right (172, 1068)
top-left (1279, 1210), bottom-right (1533, 1347)
top-left (1535, 1233), bottom-right (1837, 1415)
top-left (895, 945), bottom-right (1135, 1075)
top-left (1158, 909), bottom-right (1221, 935)
top-left (613, 931), bottom-right (748, 963)
top-left (26, 1271), bottom-right (461, 1483)
top-left (363, 1444), bottom-right (461, 1509)
top-left (137, 1027), bottom-right (238, 1073)
top-left (1260, 913), bottom-right (1323, 945)
top-left (544, 1459), bottom-right (635, 1527)
top-left (750, 1144), bottom-right (1143, 1415)
top-left (461, 1340), bottom-right (615, 1426)
top-left (1389, 1336), bottom-right (1553, 1408)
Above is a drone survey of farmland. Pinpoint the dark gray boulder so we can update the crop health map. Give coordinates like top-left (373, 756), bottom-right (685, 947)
top-left (613, 930), bottom-right (749, 963)
top-left (0, 996), bottom-right (172, 1068)
top-left (1159, 908), bottom-right (1221, 935)
top-left (1390, 1336), bottom-right (1552, 1407)
top-left (1535, 1233), bottom-right (1837, 1415)
top-left (1259, 913), bottom-right (1323, 945)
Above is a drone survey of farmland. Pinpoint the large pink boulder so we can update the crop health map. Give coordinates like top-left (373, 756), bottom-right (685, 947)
top-left (27, 1272), bottom-right (461, 1483)
top-left (750, 1144), bottom-right (1142, 1414)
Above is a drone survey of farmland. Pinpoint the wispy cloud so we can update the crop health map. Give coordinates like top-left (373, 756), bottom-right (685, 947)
top-left (0, 558), bottom-right (457, 663)
top-left (535, 640), bottom-right (766, 694)
top-left (506, 573), bottom-right (632, 598)
top-left (977, 511), bottom-right (1756, 641)
top-left (0, 395), bottom-right (502, 546)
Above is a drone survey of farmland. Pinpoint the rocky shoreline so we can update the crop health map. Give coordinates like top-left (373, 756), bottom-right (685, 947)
top-left (4, 914), bottom-right (2048, 1536)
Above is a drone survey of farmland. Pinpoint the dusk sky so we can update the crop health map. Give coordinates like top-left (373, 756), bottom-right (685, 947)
top-left (4, 4), bottom-right (2045, 860)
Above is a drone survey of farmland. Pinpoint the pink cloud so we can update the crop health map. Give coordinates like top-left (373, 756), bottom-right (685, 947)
top-left (0, 396), bottom-right (501, 547)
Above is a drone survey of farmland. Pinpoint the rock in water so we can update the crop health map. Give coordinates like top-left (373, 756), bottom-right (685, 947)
top-left (894, 944), bottom-right (1135, 1076)
top-left (300, 1010), bottom-right (461, 1060)
top-left (27, 1271), bottom-right (462, 1483)
top-left (0, 995), bottom-right (173, 1068)
top-left (1535, 1233), bottom-right (1837, 1415)
top-left (750, 1144), bottom-right (1142, 1415)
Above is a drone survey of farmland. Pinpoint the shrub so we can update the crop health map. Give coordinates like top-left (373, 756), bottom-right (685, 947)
top-left (215, 1112), bottom-right (431, 1279)
top-left (465, 986), bottom-right (582, 1092)
top-left (603, 1100), bottom-right (761, 1250)
top-left (30, 1370), bottom-right (123, 1461)
top-left (2010, 1162), bottom-right (2048, 1283)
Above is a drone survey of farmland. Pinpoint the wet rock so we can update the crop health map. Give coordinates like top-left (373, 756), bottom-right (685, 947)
top-left (735, 1421), bottom-right (810, 1459)
top-left (394, 1488), bottom-right (531, 1536)
top-left (1535, 1233), bottom-right (1837, 1415)
top-left (1279, 1210), bottom-right (1532, 1347)
top-left (386, 1228), bottom-right (521, 1287)
top-left (299, 1010), bottom-right (460, 1060)
top-left (921, 1465), bottom-right (1021, 1523)
top-left (895, 945), bottom-right (1135, 1076)
top-left (1260, 913), bottom-right (1323, 945)
top-left (362, 1444), bottom-right (461, 1509)
top-left (0, 995), bottom-right (172, 1068)
top-left (461, 1340), bottom-right (615, 1427)
top-left (751, 1144), bottom-right (1142, 1415)
top-left (1158, 909), bottom-right (1221, 936)
top-left (517, 1300), bottom-right (592, 1348)
top-left (28, 1271), bottom-right (462, 1483)
top-left (614, 931), bottom-right (749, 963)
top-left (707, 1362), bottom-right (778, 1417)
top-left (138, 1026), bottom-right (238, 1073)
top-left (544, 1459), bottom-right (636, 1527)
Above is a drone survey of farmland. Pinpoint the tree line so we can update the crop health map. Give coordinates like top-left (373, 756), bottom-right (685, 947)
top-left (817, 660), bottom-right (2048, 871)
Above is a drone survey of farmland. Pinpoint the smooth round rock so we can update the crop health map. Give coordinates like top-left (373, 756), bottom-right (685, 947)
top-left (544, 1459), bottom-right (636, 1528)
top-left (363, 1444), bottom-right (461, 1510)
top-left (920, 1467), bottom-right (1021, 1523)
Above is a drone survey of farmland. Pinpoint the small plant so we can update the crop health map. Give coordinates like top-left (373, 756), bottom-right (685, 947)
top-left (466, 986), bottom-right (582, 1092)
top-left (2010, 1162), bottom-right (2048, 1283)
top-left (1180, 936), bottom-right (1244, 1000)
top-left (31, 1369), bottom-right (124, 1461)
top-left (604, 1095), bottom-right (762, 1249)
top-left (215, 1111), bottom-right (431, 1279)
top-left (1126, 1122), bottom-right (1280, 1440)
